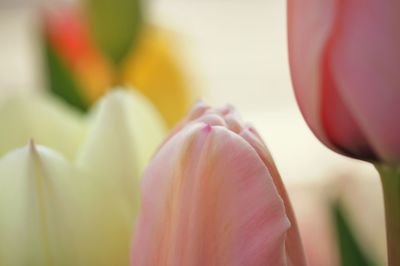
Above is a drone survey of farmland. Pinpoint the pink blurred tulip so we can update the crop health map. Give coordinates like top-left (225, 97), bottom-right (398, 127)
top-left (287, 0), bottom-right (400, 163)
top-left (131, 102), bottom-right (307, 265)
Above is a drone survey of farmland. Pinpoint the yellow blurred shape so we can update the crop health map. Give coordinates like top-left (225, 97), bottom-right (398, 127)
top-left (121, 26), bottom-right (194, 128)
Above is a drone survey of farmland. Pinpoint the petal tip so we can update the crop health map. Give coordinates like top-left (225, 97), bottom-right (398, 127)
top-left (203, 123), bottom-right (213, 133)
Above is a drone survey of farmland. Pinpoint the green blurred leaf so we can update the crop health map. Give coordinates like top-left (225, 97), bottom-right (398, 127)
top-left (84, 0), bottom-right (143, 65)
top-left (332, 201), bottom-right (376, 266)
top-left (43, 34), bottom-right (88, 112)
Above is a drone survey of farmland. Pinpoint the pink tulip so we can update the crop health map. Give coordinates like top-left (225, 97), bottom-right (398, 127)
top-left (287, 0), bottom-right (400, 162)
top-left (131, 102), bottom-right (306, 265)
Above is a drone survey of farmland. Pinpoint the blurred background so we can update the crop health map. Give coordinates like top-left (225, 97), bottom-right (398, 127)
top-left (0, 0), bottom-right (385, 265)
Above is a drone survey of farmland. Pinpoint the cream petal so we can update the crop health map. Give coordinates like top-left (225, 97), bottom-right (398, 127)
top-left (0, 95), bottom-right (86, 160)
top-left (131, 123), bottom-right (291, 265)
top-left (0, 142), bottom-right (81, 265)
top-left (77, 89), bottom-right (166, 202)
top-left (72, 168), bottom-right (137, 266)
top-left (0, 141), bottom-right (136, 266)
top-left (74, 90), bottom-right (166, 265)
top-left (0, 89), bottom-right (167, 266)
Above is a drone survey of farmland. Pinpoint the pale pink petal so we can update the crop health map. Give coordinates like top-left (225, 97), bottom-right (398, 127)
top-left (131, 123), bottom-right (291, 265)
top-left (240, 127), bottom-right (307, 265)
top-left (287, 0), bottom-right (337, 148)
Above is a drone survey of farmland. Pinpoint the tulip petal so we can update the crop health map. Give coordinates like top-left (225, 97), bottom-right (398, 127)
top-left (77, 89), bottom-right (166, 203)
top-left (329, 0), bottom-right (400, 161)
top-left (320, 65), bottom-right (374, 159)
top-left (240, 127), bottom-right (307, 265)
top-left (0, 142), bottom-right (137, 266)
top-left (287, 0), bottom-right (337, 147)
top-left (0, 95), bottom-right (86, 160)
top-left (0, 90), bottom-right (168, 265)
top-left (0, 142), bottom-right (80, 265)
top-left (288, 0), bottom-right (378, 160)
top-left (76, 89), bottom-right (166, 259)
top-left (131, 123), bottom-right (291, 265)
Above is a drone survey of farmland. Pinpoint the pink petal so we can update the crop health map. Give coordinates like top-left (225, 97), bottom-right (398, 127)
top-left (131, 123), bottom-right (291, 265)
top-left (288, 0), bottom-right (374, 159)
top-left (240, 127), bottom-right (307, 265)
top-left (288, 0), bottom-right (400, 161)
top-left (287, 0), bottom-right (337, 148)
top-left (320, 60), bottom-right (374, 159)
top-left (329, 0), bottom-right (400, 162)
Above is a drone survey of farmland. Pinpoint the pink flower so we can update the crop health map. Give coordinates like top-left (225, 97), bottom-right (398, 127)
top-left (287, 0), bottom-right (400, 162)
top-left (131, 102), bottom-right (306, 265)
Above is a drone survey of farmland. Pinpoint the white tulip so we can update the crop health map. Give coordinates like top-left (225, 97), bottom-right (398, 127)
top-left (0, 89), bottom-right (166, 265)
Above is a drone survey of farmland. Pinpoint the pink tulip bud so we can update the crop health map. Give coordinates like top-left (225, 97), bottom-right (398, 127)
top-left (287, 0), bottom-right (400, 163)
top-left (131, 103), bottom-right (306, 265)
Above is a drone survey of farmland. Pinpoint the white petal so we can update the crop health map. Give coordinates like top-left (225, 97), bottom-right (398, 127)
top-left (0, 95), bottom-right (86, 160)
top-left (0, 142), bottom-right (81, 265)
top-left (77, 89), bottom-right (166, 203)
